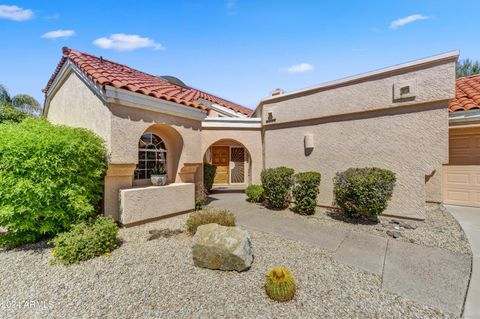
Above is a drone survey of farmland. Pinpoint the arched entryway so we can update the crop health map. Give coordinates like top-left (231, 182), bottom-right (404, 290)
top-left (204, 139), bottom-right (252, 186)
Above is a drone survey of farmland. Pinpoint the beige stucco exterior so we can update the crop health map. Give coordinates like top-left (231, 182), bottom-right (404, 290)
top-left (44, 51), bottom-right (458, 223)
top-left (259, 57), bottom-right (456, 219)
top-left (119, 183), bottom-right (195, 225)
top-left (47, 71), bottom-right (112, 152)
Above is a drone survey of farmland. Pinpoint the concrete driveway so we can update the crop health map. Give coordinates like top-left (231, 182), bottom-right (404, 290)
top-left (445, 205), bottom-right (480, 319)
top-left (207, 191), bottom-right (472, 317)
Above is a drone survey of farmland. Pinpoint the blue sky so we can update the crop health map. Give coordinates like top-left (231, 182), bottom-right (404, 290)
top-left (0, 0), bottom-right (478, 109)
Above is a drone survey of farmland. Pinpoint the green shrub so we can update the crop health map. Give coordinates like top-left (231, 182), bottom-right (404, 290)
top-left (203, 163), bottom-right (217, 193)
top-left (0, 119), bottom-right (107, 247)
top-left (292, 172), bottom-right (321, 215)
top-left (261, 167), bottom-right (295, 209)
top-left (245, 184), bottom-right (264, 203)
top-left (333, 167), bottom-right (396, 218)
top-left (186, 209), bottom-right (236, 235)
top-left (50, 217), bottom-right (119, 265)
top-left (0, 104), bottom-right (29, 124)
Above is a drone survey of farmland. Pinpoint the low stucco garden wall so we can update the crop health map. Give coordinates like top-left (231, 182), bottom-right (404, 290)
top-left (119, 183), bottom-right (195, 226)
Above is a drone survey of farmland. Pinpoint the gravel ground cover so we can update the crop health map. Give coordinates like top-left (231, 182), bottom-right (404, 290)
top-left (269, 202), bottom-right (471, 256)
top-left (0, 213), bottom-right (458, 319)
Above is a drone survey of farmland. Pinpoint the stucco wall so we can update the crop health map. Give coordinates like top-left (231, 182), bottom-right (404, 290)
top-left (46, 71), bottom-right (112, 151)
top-left (109, 104), bottom-right (203, 180)
top-left (201, 128), bottom-right (263, 184)
top-left (119, 183), bottom-right (195, 225)
top-left (261, 60), bottom-right (455, 219)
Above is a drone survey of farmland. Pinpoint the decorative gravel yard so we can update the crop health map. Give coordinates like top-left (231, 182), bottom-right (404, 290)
top-left (0, 213), bottom-right (461, 319)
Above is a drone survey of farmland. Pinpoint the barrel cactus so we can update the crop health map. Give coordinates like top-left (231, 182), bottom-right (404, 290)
top-left (265, 266), bottom-right (296, 302)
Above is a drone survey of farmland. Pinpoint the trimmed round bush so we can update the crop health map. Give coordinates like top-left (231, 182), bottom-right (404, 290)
top-left (50, 217), bottom-right (119, 265)
top-left (0, 119), bottom-right (107, 247)
top-left (261, 167), bottom-right (295, 209)
top-left (245, 184), bottom-right (264, 203)
top-left (292, 172), bottom-right (321, 215)
top-left (186, 209), bottom-right (236, 235)
top-left (203, 163), bottom-right (217, 193)
top-left (333, 167), bottom-right (396, 218)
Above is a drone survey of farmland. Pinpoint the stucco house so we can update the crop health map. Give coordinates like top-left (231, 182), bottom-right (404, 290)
top-left (43, 47), bottom-right (459, 225)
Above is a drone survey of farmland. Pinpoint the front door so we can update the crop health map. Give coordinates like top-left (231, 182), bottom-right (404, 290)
top-left (212, 146), bottom-right (229, 184)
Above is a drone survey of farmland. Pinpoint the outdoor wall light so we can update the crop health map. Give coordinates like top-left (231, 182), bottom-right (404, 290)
top-left (304, 134), bottom-right (314, 155)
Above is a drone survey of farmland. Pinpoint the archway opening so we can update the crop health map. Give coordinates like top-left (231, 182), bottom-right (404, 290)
top-left (134, 123), bottom-right (184, 185)
top-left (203, 139), bottom-right (252, 186)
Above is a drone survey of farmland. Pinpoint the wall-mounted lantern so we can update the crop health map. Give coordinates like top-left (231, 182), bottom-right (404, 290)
top-left (304, 134), bottom-right (314, 156)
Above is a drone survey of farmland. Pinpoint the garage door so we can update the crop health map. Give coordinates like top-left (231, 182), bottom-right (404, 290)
top-left (443, 166), bottom-right (480, 206)
top-left (443, 127), bottom-right (480, 206)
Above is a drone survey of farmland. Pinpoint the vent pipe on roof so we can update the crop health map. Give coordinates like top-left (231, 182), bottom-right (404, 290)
top-left (271, 88), bottom-right (285, 97)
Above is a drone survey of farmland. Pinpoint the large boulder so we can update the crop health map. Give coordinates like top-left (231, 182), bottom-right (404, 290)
top-left (192, 223), bottom-right (253, 272)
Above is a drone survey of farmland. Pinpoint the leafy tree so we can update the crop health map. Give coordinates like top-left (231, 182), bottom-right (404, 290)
top-left (0, 83), bottom-right (41, 123)
top-left (456, 59), bottom-right (480, 78)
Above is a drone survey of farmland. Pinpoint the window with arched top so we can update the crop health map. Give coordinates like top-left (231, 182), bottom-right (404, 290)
top-left (135, 133), bottom-right (167, 180)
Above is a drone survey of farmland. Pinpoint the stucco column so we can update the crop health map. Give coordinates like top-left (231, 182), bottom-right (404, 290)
top-left (104, 163), bottom-right (136, 221)
top-left (179, 163), bottom-right (203, 197)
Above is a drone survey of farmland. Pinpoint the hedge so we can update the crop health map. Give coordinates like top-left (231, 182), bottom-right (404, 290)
top-left (261, 167), bottom-right (295, 209)
top-left (203, 163), bottom-right (217, 193)
top-left (245, 184), bottom-right (264, 203)
top-left (0, 119), bottom-right (107, 247)
top-left (333, 167), bottom-right (396, 218)
top-left (292, 172), bottom-right (321, 215)
top-left (50, 217), bottom-right (118, 265)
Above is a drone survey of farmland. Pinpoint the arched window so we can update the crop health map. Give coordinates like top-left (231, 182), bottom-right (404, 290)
top-left (135, 133), bottom-right (167, 179)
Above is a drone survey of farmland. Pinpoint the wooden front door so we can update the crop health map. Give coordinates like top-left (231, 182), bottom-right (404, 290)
top-left (212, 146), bottom-right (230, 184)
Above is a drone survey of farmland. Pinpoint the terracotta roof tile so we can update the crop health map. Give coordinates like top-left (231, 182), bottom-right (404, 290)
top-left (450, 75), bottom-right (480, 112)
top-left (43, 47), bottom-right (253, 116)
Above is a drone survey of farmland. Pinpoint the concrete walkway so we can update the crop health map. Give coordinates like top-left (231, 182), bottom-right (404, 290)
top-left (445, 205), bottom-right (480, 319)
top-left (207, 191), bottom-right (471, 317)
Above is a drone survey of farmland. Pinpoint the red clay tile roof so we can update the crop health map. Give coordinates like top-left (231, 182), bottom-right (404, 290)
top-left (450, 74), bottom-right (480, 112)
top-left (43, 47), bottom-right (253, 116)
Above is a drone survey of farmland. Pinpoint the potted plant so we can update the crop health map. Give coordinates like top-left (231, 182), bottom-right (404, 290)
top-left (150, 165), bottom-right (167, 186)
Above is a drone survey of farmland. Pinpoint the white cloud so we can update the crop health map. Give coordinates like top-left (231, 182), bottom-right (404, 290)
top-left (352, 48), bottom-right (368, 52)
top-left (41, 30), bottom-right (75, 39)
top-left (282, 63), bottom-right (314, 74)
top-left (93, 33), bottom-right (164, 51)
top-left (45, 13), bottom-right (60, 20)
top-left (390, 14), bottom-right (430, 29)
top-left (0, 5), bottom-right (33, 21)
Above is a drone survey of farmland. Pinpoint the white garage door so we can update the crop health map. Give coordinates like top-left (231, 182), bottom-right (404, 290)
top-left (443, 127), bottom-right (480, 207)
top-left (443, 165), bottom-right (480, 206)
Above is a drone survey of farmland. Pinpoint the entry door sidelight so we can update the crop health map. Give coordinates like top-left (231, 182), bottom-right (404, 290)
top-left (230, 147), bottom-right (245, 184)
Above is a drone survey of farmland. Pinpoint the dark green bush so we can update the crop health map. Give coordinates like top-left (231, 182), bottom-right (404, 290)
top-left (50, 217), bottom-right (119, 265)
top-left (292, 172), bottom-right (321, 215)
top-left (203, 163), bottom-right (217, 193)
top-left (245, 184), bottom-right (264, 203)
top-left (333, 167), bottom-right (396, 218)
top-left (261, 167), bottom-right (295, 209)
top-left (0, 104), bottom-right (29, 124)
top-left (0, 119), bottom-right (107, 247)
top-left (186, 209), bottom-right (236, 235)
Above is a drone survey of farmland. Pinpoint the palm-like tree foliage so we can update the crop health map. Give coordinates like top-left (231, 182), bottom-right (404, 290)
top-left (0, 83), bottom-right (42, 123)
top-left (456, 59), bottom-right (480, 78)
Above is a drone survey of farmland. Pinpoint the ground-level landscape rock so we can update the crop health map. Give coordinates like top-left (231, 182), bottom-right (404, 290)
top-left (192, 223), bottom-right (253, 271)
